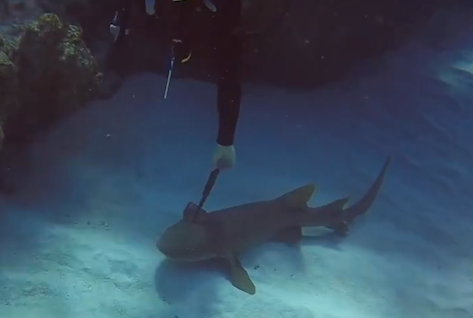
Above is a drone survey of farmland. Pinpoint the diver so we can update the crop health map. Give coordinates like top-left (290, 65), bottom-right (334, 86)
top-left (109, 0), bottom-right (242, 170)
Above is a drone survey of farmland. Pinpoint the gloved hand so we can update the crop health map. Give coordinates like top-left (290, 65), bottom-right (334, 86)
top-left (212, 144), bottom-right (236, 170)
top-left (172, 39), bottom-right (192, 64)
top-left (109, 12), bottom-right (129, 43)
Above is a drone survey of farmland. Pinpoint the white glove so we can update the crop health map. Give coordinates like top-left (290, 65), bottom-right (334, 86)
top-left (110, 24), bottom-right (129, 42)
top-left (109, 24), bottom-right (120, 42)
top-left (203, 0), bottom-right (217, 12)
top-left (212, 144), bottom-right (236, 170)
top-left (145, 0), bottom-right (156, 15)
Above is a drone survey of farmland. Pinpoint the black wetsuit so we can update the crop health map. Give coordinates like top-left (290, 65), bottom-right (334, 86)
top-left (112, 0), bottom-right (242, 147)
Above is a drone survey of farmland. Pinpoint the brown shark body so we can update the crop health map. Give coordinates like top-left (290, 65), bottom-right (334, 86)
top-left (156, 156), bottom-right (391, 294)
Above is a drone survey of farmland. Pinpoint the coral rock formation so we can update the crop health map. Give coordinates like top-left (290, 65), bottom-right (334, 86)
top-left (0, 32), bottom-right (20, 151)
top-left (0, 13), bottom-right (102, 144)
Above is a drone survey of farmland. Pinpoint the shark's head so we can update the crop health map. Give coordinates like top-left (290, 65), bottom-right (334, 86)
top-left (157, 220), bottom-right (214, 261)
top-left (157, 203), bottom-right (217, 261)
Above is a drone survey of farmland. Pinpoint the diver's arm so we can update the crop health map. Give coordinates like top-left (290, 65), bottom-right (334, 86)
top-left (216, 69), bottom-right (241, 146)
top-left (215, 0), bottom-right (243, 146)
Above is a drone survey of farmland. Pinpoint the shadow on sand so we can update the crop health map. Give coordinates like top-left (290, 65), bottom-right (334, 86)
top-left (152, 230), bottom-right (347, 302)
top-left (153, 258), bottom-right (230, 316)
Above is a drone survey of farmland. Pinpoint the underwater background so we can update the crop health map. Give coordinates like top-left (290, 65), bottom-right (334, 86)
top-left (1, 1), bottom-right (473, 318)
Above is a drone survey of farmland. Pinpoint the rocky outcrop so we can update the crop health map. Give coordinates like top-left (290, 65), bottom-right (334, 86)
top-left (0, 13), bottom-right (102, 145)
top-left (0, 0), bottom-right (471, 153)
top-left (58, 0), bottom-right (472, 89)
top-left (3, 0), bottom-right (469, 95)
top-left (0, 32), bottom-right (20, 151)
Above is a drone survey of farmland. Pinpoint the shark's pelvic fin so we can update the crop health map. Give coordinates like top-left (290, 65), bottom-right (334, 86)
top-left (225, 251), bottom-right (256, 295)
top-left (276, 184), bottom-right (316, 210)
top-left (325, 221), bottom-right (350, 236)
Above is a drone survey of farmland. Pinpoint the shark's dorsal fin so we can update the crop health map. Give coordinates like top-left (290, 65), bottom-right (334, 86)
top-left (324, 197), bottom-right (350, 210)
top-left (182, 202), bottom-right (208, 222)
top-left (276, 184), bottom-right (316, 209)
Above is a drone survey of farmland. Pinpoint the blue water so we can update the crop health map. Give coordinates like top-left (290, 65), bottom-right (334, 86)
top-left (0, 9), bottom-right (472, 318)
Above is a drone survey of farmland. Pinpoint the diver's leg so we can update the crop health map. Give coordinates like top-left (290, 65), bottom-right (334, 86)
top-left (110, 0), bottom-right (133, 44)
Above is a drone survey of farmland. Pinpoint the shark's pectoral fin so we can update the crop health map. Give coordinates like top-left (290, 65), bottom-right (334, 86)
top-left (273, 226), bottom-right (302, 244)
top-left (276, 184), bottom-right (316, 210)
top-left (224, 251), bottom-right (256, 295)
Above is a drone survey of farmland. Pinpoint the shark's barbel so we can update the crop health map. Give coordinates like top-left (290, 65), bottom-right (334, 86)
top-left (156, 156), bottom-right (391, 295)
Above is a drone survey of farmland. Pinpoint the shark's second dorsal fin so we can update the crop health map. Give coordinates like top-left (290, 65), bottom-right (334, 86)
top-left (183, 202), bottom-right (208, 222)
top-left (276, 184), bottom-right (316, 209)
top-left (322, 197), bottom-right (350, 211)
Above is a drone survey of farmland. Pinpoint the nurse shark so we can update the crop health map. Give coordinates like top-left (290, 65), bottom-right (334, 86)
top-left (157, 156), bottom-right (391, 294)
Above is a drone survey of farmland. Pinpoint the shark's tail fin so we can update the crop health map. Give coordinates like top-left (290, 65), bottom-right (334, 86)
top-left (335, 156), bottom-right (392, 234)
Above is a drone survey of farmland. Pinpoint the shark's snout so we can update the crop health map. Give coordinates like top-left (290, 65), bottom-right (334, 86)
top-left (156, 229), bottom-right (185, 258)
top-left (156, 235), bottom-right (185, 259)
top-left (156, 222), bottom-right (214, 262)
top-left (156, 236), bottom-right (172, 256)
top-left (156, 235), bottom-right (209, 261)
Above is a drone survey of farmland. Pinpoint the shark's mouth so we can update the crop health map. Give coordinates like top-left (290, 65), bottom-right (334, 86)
top-left (157, 237), bottom-right (216, 262)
